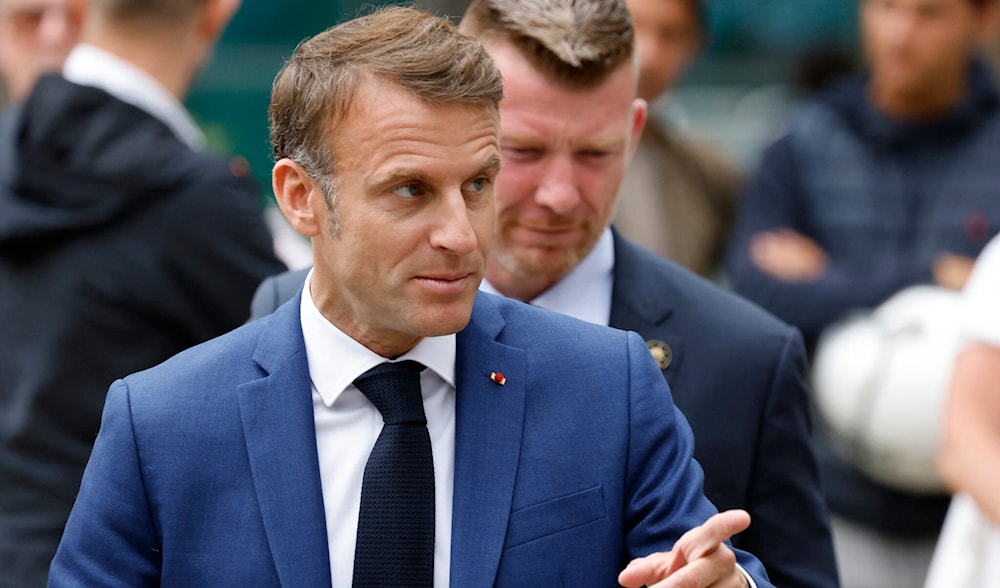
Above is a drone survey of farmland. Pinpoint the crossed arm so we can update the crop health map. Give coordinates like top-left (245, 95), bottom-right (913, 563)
top-left (726, 137), bottom-right (975, 339)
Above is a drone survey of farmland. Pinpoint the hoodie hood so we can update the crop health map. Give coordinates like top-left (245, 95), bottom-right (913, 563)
top-left (819, 55), bottom-right (1000, 152)
top-left (0, 74), bottom-right (203, 250)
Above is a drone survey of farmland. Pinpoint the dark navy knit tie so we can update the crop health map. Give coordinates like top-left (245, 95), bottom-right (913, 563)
top-left (352, 360), bottom-right (434, 588)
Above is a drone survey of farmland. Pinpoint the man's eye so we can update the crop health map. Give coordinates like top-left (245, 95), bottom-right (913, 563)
top-left (463, 178), bottom-right (489, 195)
top-left (392, 183), bottom-right (425, 199)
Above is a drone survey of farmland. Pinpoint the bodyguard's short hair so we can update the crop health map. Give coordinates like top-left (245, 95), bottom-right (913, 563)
top-left (269, 5), bottom-right (504, 187)
top-left (460, 0), bottom-right (635, 89)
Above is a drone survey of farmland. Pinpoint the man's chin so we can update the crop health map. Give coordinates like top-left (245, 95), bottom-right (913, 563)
top-left (494, 248), bottom-right (577, 282)
top-left (414, 297), bottom-right (478, 336)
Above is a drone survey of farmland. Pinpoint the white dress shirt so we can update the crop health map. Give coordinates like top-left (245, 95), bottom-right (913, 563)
top-left (63, 44), bottom-right (206, 150)
top-left (481, 227), bottom-right (615, 325)
top-left (300, 271), bottom-right (455, 586)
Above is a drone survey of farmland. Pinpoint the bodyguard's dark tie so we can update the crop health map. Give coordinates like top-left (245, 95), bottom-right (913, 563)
top-left (352, 360), bottom-right (434, 588)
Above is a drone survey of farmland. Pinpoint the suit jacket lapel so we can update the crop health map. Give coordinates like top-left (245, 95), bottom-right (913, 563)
top-left (609, 228), bottom-right (685, 389)
top-left (237, 294), bottom-right (333, 588)
top-left (450, 294), bottom-right (527, 588)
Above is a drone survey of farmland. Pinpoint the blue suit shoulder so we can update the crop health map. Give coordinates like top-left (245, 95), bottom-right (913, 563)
top-left (474, 290), bottom-right (633, 349)
top-left (120, 316), bottom-right (278, 408)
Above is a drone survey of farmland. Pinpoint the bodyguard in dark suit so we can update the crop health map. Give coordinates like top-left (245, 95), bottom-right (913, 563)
top-left (52, 7), bottom-right (769, 587)
top-left (609, 230), bottom-right (835, 587)
top-left (251, 0), bottom-right (838, 586)
top-left (0, 0), bottom-right (285, 584)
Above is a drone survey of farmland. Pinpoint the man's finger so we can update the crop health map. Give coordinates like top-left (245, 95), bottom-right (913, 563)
top-left (618, 550), bottom-right (683, 587)
top-left (619, 511), bottom-right (750, 587)
top-left (646, 551), bottom-right (740, 588)
top-left (677, 509), bottom-right (751, 561)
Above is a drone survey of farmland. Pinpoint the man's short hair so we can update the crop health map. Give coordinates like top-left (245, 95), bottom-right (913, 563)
top-left (459, 0), bottom-right (635, 89)
top-left (269, 5), bottom-right (504, 190)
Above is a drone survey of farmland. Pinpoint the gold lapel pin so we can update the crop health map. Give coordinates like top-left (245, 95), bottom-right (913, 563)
top-left (489, 371), bottom-right (507, 386)
top-left (646, 339), bottom-right (673, 370)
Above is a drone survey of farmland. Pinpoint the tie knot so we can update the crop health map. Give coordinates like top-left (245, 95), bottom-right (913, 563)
top-left (353, 360), bottom-right (427, 425)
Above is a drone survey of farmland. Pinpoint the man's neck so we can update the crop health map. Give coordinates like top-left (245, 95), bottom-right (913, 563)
top-left (868, 72), bottom-right (967, 121)
top-left (81, 27), bottom-right (199, 101)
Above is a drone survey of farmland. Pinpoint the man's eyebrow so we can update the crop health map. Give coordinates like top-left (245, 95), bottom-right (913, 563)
top-left (370, 169), bottom-right (434, 192)
top-left (502, 133), bottom-right (624, 152)
top-left (478, 154), bottom-right (504, 175)
top-left (369, 154), bottom-right (503, 191)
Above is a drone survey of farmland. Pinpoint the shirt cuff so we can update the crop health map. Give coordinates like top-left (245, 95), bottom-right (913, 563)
top-left (738, 563), bottom-right (758, 588)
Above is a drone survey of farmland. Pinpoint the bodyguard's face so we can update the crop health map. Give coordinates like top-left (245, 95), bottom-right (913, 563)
top-left (307, 78), bottom-right (501, 358)
top-left (862, 0), bottom-right (987, 100)
top-left (484, 41), bottom-right (646, 300)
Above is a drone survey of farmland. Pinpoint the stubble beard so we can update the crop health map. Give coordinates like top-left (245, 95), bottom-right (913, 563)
top-left (490, 234), bottom-right (586, 293)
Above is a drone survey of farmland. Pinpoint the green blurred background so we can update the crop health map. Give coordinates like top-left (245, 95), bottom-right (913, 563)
top-left (186, 0), bottom-right (364, 206)
top-left (186, 0), bottom-right (864, 204)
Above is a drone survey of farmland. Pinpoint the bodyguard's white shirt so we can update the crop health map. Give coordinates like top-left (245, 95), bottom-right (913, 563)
top-left (300, 271), bottom-right (455, 586)
top-left (480, 227), bottom-right (615, 325)
top-left (63, 44), bottom-right (206, 150)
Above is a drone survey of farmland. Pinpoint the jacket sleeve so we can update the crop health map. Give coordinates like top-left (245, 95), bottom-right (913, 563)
top-left (737, 327), bottom-right (840, 588)
top-left (621, 331), bottom-right (774, 587)
top-left (48, 380), bottom-right (161, 587)
top-left (724, 135), bottom-right (933, 340)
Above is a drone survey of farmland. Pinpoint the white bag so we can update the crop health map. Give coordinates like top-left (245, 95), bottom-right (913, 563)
top-left (812, 286), bottom-right (962, 494)
top-left (924, 493), bottom-right (1000, 588)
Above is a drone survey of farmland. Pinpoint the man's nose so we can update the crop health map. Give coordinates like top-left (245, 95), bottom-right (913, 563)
top-left (534, 158), bottom-right (580, 214)
top-left (38, 5), bottom-right (73, 46)
top-left (430, 191), bottom-right (480, 254)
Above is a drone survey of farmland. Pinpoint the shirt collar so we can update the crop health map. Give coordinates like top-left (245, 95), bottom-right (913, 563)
top-left (63, 44), bottom-right (206, 150)
top-left (481, 227), bottom-right (615, 326)
top-left (300, 270), bottom-right (457, 408)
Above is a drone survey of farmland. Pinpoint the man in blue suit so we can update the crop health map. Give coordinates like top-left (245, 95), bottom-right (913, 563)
top-left (50, 6), bottom-right (768, 587)
top-left (251, 0), bottom-right (838, 586)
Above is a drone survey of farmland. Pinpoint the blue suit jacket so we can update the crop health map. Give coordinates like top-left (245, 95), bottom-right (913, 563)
top-left (49, 291), bottom-right (772, 587)
top-left (246, 231), bottom-right (839, 588)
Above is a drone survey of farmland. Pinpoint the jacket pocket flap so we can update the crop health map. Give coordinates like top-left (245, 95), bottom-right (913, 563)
top-left (504, 485), bottom-right (606, 548)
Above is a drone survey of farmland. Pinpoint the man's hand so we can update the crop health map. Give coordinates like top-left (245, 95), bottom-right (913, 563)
top-left (750, 229), bottom-right (828, 282)
top-left (618, 510), bottom-right (752, 588)
top-left (933, 253), bottom-right (976, 291)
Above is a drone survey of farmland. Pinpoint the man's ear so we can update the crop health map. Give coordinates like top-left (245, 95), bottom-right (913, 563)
top-left (626, 97), bottom-right (649, 161)
top-left (67, 0), bottom-right (86, 31)
top-left (273, 158), bottom-right (323, 238)
top-left (198, 0), bottom-right (241, 41)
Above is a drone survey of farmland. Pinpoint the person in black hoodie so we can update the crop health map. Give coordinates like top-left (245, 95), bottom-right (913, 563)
top-left (0, 0), bottom-right (286, 584)
top-left (725, 0), bottom-right (1000, 586)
